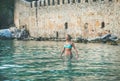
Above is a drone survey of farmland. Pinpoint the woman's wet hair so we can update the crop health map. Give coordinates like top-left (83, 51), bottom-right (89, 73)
top-left (66, 34), bottom-right (72, 40)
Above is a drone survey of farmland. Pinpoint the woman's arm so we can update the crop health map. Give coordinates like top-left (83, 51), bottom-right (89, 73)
top-left (72, 42), bottom-right (79, 59)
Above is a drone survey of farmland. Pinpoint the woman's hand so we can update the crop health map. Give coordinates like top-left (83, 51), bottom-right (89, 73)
top-left (72, 42), bottom-right (79, 60)
top-left (76, 54), bottom-right (79, 60)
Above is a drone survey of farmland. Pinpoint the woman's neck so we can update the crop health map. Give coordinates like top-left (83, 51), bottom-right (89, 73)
top-left (66, 40), bottom-right (71, 42)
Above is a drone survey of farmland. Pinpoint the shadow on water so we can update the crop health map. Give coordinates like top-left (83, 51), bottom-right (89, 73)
top-left (0, 40), bottom-right (15, 80)
top-left (65, 61), bottom-right (73, 81)
top-left (62, 53), bottom-right (76, 81)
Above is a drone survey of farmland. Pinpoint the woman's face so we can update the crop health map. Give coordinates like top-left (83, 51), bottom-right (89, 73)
top-left (65, 35), bottom-right (69, 40)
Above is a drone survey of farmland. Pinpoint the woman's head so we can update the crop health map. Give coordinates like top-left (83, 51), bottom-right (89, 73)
top-left (65, 34), bottom-right (72, 41)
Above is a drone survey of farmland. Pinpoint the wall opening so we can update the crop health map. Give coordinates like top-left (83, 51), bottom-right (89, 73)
top-left (52, 0), bottom-right (55, 5)
top-left (73, 0), bottom-right (75, 3)
top-left (30, 2), bottom-right (32, 8)
top-left (85, 0), bottom-right (88, 3)
top-left (57, 0), bottom-right (60, 5)
top-left (35, 1), bottom-right (37, 7)
top-left (56, 31), bottom-right (59, 39)
top-left (84, 23), bottom-right (88, 29)
top-left (109, 0), bottom-right (112, 1)
top-left (93, 0), bottom-right (96, 2)
top-left (48, 0), bottom-right (50, 5)
top-left (65, 22), bottom-right (68, 30)
top-left (68, 0), bottom-right (70, 3)
top-left (39, 1), bottom-right (41, 6)
top-left (62, 0), bottom-right (64, 4)
top-left (101, 22), bottom-right (105, 28)
top-left (78, 0), bottom-right (81, 3)
top-left (44, 0), bottom-right (46, 6)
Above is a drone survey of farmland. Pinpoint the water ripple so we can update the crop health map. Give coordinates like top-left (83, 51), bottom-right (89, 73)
top-left (0, 41), bottom-right (120, 81)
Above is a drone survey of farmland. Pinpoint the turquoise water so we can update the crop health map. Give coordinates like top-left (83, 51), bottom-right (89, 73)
top-left (0, 40), bottom-right (120, 81)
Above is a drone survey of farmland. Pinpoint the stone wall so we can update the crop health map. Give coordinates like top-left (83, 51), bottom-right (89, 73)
top-left (14, 0), bottom-right (120, 39)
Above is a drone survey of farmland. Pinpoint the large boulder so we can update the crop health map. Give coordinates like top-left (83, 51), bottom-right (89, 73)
top-left (0, 29), bottom-right (12, 39)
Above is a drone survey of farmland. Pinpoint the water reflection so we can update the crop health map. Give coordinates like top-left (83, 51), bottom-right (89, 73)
top-left (0, 40), bottom-right (120, 81)
top-left (65, 61), bottom-right (73, 81)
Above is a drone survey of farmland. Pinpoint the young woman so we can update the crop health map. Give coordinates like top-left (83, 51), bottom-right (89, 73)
top-left (61, 34), bottom-right (78, 61)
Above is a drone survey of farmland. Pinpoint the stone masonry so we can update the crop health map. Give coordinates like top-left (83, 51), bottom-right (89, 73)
top-left (14, 0), bottom-right (120, 39)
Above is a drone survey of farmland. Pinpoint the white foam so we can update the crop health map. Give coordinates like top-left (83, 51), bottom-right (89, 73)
top-left (0, 64), bottom-right (23, 69)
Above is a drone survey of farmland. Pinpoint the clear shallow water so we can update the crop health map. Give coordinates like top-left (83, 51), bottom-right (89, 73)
top-left (0, 40), bottom-right (120, 81)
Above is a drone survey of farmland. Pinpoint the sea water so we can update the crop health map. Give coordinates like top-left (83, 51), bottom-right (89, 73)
top-left (0, 40), bottom-right (120, 81)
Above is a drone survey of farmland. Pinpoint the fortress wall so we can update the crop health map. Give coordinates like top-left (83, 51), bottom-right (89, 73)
top-left (14, 0), bottom-right (120, 38)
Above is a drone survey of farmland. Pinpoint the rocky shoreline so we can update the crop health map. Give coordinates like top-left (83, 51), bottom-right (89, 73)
top-left (0, 27), bottom-right (119, 45)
